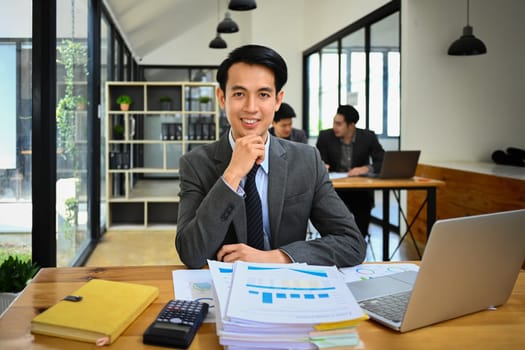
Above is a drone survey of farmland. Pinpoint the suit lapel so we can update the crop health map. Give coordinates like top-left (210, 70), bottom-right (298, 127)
top-left (267, 136), bottom-right (287, 246)
top-left (213, 134), bottom-right (233, 175)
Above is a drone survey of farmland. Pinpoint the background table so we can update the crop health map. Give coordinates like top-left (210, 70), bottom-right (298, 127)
top-left (331, 176), bottom-right (445, 260)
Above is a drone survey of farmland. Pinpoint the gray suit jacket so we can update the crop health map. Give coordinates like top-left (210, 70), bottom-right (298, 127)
top-left (175, 131), bottom-right (366, 268)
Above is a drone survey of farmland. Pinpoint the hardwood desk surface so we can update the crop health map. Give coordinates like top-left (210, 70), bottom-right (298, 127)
top-left (331, 176), bottom-right (445, 189)
top-left (1, 265), bottom-right (524, 349)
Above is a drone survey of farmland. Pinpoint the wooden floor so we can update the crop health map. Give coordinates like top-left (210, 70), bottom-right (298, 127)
top-left (85, 223), bottom-right (423, 266)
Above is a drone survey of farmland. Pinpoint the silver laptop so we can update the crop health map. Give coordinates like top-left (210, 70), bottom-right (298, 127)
top-left (347, 209), bottom-right (525, 332)
top-left (367, 150), bottom-right (421, 178)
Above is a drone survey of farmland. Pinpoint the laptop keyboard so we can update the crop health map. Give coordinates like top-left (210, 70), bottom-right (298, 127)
top-left (359, 291), bottom-right (411, 323)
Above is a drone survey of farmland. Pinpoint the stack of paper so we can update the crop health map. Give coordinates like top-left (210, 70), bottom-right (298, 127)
top-left (208, 260), bottom-right (367, 350)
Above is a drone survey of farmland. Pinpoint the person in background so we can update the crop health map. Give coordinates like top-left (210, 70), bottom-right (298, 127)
top-left (269, 102), bottom-right (307, 143)
top-left (316, 105), bottom-right (385, 238)
top-left (175, 45), bottom-right (366, 269)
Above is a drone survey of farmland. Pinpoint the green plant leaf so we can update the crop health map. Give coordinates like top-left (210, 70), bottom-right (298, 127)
top-left (0, 256), bottom-right (39, 293)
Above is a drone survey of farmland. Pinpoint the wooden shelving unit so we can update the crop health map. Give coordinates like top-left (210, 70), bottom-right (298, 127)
top-left (105, 81), bottom-right (221, 229)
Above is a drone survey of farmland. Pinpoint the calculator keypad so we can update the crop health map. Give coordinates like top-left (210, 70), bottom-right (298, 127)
top-left (157, 300), bottom-right (205, 327)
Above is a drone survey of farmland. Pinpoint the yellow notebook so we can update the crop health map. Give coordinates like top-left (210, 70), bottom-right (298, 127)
top-left (31, 279), bottom-right (159, 345)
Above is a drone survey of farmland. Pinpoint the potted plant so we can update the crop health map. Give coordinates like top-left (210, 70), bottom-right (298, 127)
top-left (159, 96), bottom-right (172, 111)
top-left (113, 124), bottom-right (125, 140)
top-left (198, 96), bottom-right (211, 111)
top-left (0, 256), bottom-right (39, 315)
top-left (198, 96), bottom-right (211, 104)
top-left (116, 94), bottom-right (132, 111)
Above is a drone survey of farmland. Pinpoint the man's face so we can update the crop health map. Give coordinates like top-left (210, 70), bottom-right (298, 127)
top-left (272, 118), bottom-right (293, 139)
top-left (217, 62), bottom-right (283, 141)
top-left (332, 114), bottom-right (354, 138)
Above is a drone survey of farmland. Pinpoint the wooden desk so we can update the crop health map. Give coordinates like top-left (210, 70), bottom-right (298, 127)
top-left (331, 176), bottom-right (445, 260)
top-left (0, 265), bottom-right (523, 350)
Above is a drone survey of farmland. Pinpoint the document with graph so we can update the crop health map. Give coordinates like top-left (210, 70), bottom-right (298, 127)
top-left (225, 261), bottom-right (365, 324)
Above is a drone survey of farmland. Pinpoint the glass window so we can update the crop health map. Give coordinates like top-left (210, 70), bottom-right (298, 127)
top-left (56, 0), bottom-right (89, 266)
top-left (319, 42), bottom-right (339, 132)
top-left (306, 53), bottom-right (320, 136)
top-left (369, 52), bottom-right (384, 134)
top-left (370, 11), bottom-right (400, 137)
top-left (341, 29), bottom-right (366, 129)
top-left (304, 7), bottom-right (400, 141)
top-left (0, 14), bottom-right (32, 261)
top-left (114, 37), bottom-right (121, 80)
top-left (100, 13), bottom-right (111, 230)
top-left (387, 52), bottom-right (400, 136)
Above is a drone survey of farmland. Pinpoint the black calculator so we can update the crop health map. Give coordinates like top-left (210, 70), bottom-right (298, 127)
top-left (143, 299), bottom-right (209, 348)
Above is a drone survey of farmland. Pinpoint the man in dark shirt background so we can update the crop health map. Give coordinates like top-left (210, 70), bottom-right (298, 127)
top-left (316, 105), bottom-right (384, 238)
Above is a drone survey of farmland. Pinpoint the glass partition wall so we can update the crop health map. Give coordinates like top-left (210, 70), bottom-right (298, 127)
top-left (304, 2), bottom-right (400, 147)
top-left (55, 0), bottom-right (90, 266)
top-left (0, 38), bottom-right (33, 261)
top-left (1, 0), bottom-right (136, 267)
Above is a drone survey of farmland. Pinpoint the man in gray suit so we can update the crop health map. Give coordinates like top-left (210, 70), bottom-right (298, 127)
top-left (176, 45), bottom-right (366, 269)
top-left (269, 102), bottom-right (308, 143)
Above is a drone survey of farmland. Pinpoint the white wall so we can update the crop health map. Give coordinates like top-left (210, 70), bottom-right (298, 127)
top-left (143, 0), bottom-right (390, 129)
top-left (145, 0), bottom-right (524, 163)
top-left (0, 0), bottom-right (32, 37)
top-left (401, 0), bottom-right (525, 163)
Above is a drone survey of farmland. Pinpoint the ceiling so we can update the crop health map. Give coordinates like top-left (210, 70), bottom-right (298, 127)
top-left (103, 0), bottom-right (223, 62)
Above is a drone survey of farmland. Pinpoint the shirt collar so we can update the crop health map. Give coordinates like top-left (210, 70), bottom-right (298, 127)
top-left (228, 130), bottom-right (270, 173)
top-left (339, 129), bottom-right (357, 145)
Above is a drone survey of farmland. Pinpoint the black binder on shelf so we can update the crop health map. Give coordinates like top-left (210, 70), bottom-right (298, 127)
top-left (161, 123), bottom-right (169, 140)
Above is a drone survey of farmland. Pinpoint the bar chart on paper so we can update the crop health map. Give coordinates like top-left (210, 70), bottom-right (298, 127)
top-left (246, 269), bottom-right (336, 305)
top-left (226, 262), bottom-right (365, 324)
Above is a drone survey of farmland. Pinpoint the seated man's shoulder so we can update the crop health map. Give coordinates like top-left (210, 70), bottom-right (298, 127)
top-left (358, 128), bottom-right (378, 137)
top-left (291, 128), bottom-right (308, 143)
top-left (317, 128), bottom-right (336, 141)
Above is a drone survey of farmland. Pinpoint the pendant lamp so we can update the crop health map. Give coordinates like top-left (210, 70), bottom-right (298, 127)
top-left (448, 0), bottom-right (487, 56)
top-left (217, 12), bottom-right (239, 33)
top-left (209, 0), bottom-right (228, 49)
top-left (228, 0), bottom-right (257, 11)
top-left (209, 33), bottom-right (227, 49)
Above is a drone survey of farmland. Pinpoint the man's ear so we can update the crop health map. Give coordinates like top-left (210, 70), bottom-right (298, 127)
top-left (275, 90), bottom-right (284, 111)
top-left (216, 87), bottom-right (226, 109)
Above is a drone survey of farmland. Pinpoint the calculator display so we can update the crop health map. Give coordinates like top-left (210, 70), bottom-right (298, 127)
top-left (154, 322), bottom-right (190, 332)
top-left (143, 299), bottom-right (209, 348)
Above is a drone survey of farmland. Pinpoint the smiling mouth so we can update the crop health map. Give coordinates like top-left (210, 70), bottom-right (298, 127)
top-left (242, 119), bottom-right (259, 125)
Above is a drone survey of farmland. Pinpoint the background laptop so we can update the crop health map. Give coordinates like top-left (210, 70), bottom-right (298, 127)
top-left (368, 150), bottom-right (421, 178)
top-left (347, 209), bottom-right (525, 332)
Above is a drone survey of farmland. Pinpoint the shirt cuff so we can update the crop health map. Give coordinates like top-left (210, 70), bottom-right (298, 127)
top-left (279, 248), bottom-right (295, 263)
top-left (221, 176), bottom-right (245, 197)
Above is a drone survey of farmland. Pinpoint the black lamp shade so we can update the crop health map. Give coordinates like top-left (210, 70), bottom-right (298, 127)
top-left (228, 0), bottom-right (256, 11)
top-left (217, 12), bottom-right (239, 33)
top-left (448, 25), bottom-right (487, 55)
top-left (209, 34), bottom-right (227, 49)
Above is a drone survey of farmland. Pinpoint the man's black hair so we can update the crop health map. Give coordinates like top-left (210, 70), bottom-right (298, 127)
top-left (216, 44), bottom-right (288, 93)
top-left (337, 105), bottom-right (359, 124)
top-left (274, 102), bottom-right (296, 122)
